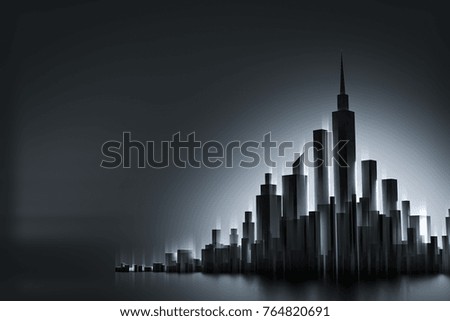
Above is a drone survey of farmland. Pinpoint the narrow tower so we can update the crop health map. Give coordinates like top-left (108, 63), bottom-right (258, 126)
top-left (313, 129), bottom-right (330, 207)
top-left (256, 173), bottom-right (282, 258)
top-left (332, 55), bottom-right (356, 212)
top-left (362, 160), bottom-right (377, 211)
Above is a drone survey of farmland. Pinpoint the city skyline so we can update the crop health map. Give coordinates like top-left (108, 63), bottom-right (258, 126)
top-left (116, 57), bottom-right (450, 279)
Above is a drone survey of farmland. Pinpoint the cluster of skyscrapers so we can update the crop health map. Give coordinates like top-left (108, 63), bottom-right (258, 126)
top-left (116, 57), bottom-right (450, 280)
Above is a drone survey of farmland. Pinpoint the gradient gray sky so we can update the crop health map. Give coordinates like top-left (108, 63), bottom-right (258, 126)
top-left (2, 0), bottom-right (450, 296)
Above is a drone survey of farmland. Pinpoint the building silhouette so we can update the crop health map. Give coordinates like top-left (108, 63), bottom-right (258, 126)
top-left (313, 129), bottom-right (330, 207)
top-left (116, 56), bottom-right (450, 280)
top-left (332, 55), bottom-right (356, 213)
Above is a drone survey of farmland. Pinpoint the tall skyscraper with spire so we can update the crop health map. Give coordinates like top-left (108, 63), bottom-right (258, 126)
top-left (332, 55), bottom-right (356, 213)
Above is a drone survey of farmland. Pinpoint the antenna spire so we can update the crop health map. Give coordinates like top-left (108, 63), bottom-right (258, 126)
top-left (337, 53), bottom-right (349, 110)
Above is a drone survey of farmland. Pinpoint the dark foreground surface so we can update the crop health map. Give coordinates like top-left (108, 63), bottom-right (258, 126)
top-left (113, 273), bottom-right (450, 301)
top-left (4, 270), bottom-right (450, 300)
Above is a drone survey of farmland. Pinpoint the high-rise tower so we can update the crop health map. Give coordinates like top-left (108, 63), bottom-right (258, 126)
top-left (256, 173), bottom-right (282, 257)
top-left (362, 160), bottom-right (377, 211)
top-left (282, 154), bottom-right (308, 218)
top-left (332, 55), bottom-right (356, 212)
top-left (313, 129), bottom-right (330, 207)
top-left (382, 179), bottom-right (398, 216)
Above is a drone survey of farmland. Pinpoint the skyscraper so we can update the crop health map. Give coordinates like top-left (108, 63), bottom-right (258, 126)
top-left (242, 211), bottom-right (255, 244)
top-left (362, 160), bottom-right (377, 212)
top-left (382, 179), bottom-right (398, 216)
top-left (212, 229), bottom-right (222, 248)
top-left (256, 173), bottom-right (282, 258)
top-left (177, 249), bottom-right (193, 272)
top-left (230, 228), bottom-right (239, 245)
top-left (313, 129), bottom-right (330, 207)
top-left (401, 200), bottom-right (411, 241)
top-left (241, 211), bottom-right (255, 269)
top-left (283, 155), bottom-right (308, 218)
top-left (293, 155), bottom-right (308, 216)
top-left (332, 55), bottom-right (356, 213)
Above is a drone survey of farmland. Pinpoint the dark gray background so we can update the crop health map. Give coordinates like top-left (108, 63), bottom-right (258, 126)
top-left (1, 0), bottom-right (449, 299)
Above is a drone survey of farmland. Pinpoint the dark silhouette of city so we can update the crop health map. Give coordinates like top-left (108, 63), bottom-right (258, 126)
top-left (116, 56), bottom-right (450, 281)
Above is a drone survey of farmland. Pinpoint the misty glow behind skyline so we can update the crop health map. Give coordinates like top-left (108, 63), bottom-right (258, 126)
top-left (6, 1), bottom-right (450, 266)
top-left (154, 84), bottom-right (449, 259)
